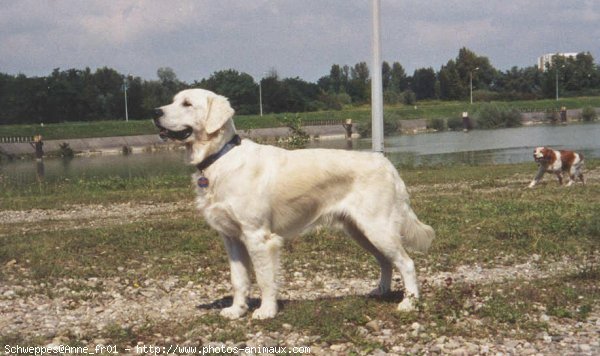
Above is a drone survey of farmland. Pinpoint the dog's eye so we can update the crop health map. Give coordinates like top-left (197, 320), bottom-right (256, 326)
top-left (182, 100), bottom-right (192, 107)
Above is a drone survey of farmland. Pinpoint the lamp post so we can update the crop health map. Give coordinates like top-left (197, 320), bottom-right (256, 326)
top-left (122, 77), bottom-right (129, 122)
top-left (470, 67), bottom-right (479, 104)
top-left (555, 65), bottom-right (564, 101)
top-left (259, 80), bottom-right (263, 117)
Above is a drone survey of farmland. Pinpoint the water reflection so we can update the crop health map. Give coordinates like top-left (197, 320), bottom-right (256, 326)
top-left (35, 160), bottom-right (45, 182)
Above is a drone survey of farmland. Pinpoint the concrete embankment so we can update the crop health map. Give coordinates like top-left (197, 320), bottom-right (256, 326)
top-left (2, 107), bottom-right (597, 157)
top-left (0, 124), bottom-right (359, 157)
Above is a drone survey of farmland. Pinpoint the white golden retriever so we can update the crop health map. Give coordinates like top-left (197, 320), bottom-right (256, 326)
top-left (154, 89), bottom-right (435, 319)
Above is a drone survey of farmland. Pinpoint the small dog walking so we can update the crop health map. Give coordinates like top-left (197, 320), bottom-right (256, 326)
top-left (528, 146), bottom-right (585, 188)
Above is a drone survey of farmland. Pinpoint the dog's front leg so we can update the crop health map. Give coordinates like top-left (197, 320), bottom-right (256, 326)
top-left (220, 235), bottom-right (251, 319)
top-left (528, 166), bottom-right (545, 188)
top-left (244, 230), bottom-right (283, 319)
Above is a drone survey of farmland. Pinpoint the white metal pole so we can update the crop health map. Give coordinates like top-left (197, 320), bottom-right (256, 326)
top-left (470, 71), bottom-right (473, 105)
top-left (371, 0), bottom-right (384, 153)
top-left (123, 78), bottom-right (129, 122)
top-left (259, 81), bottom-right (263, 117)
top-left (555, 68), bottom-right (559, 101)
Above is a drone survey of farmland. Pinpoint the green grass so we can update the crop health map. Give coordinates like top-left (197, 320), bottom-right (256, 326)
top-left (0, 173), bottom-right (191, 210)
top-left (2, 96), bottom-right (599, 140)
top-left (1, 161), bottom-right (598, 350)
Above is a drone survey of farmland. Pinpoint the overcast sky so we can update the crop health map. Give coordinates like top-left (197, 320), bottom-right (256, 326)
top-left (1, 0), bottom-right (599, 83)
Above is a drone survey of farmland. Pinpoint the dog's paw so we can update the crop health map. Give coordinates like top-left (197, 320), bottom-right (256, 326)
top-left (251, 304), bottom-right (278, 320)
top-left (368, 285), bottom-right (391, 297)
top-left (220, 305), bottom-right (247, 319)
top-left (397, 298), bottom-right (416, 312)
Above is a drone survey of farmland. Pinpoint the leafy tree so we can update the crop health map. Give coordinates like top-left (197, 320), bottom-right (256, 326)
top-left (495, 66), bottom-right (542, 99)
top-left (390, 62), bottom-right (409, 92)
top-left (411, 67), bottom-right (436, 100)
top-left (198, 69), bottom-right (258, 114)
top-left (382, 61), bottom-right (392, 91)
top-left (438, 60), bottom-right (465, 100)
top-left (320, 64), bottom-right (349, 94)
top-left (455, 47), bottom-right (497, 92)
top-left (347, 62), bottom-right (370, 103)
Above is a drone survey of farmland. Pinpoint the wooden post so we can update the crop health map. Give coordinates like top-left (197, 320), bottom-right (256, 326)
top-left (342, 119), bottom-right (353, 140)
top-left (30, 134), bottom-right (44, 160)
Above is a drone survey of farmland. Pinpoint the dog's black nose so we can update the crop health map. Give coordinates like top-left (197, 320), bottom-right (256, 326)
top-left (154, 108), bottom-right (163, 119)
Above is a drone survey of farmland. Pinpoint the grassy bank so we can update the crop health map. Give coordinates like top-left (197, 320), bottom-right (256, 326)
top-left (1, 96), bottom-right (600, 140)
top-left (1, 161), bottom-right (598, 352)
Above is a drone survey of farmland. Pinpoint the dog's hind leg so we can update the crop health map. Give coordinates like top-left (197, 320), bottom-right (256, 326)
top-left (353, 220), bottom-right (420, 312)
top-left (243, 229), bottom-right (283, 319)
top-left (219, 235), bottom-right (252, 319)
top-left (343, 220), bottom-right (392, 296)
top-left (555, 171), bottom-right (564, 185)
top-left (571, 165), bottom-right (585, 185)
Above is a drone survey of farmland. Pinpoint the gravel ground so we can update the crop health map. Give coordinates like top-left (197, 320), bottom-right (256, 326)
top-left (1, 201), bottom-right (599, 355)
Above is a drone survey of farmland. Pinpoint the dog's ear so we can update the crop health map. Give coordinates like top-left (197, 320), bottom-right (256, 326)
top-left (205, 95), bottom-right (235, 134)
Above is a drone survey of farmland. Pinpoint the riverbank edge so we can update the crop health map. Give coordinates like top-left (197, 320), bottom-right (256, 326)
top-left (0, 108), bottom-right (597, 158)
top-left (0, 124), bottom-right (361, 158)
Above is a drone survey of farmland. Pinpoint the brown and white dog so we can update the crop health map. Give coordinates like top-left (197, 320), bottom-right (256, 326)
top-left (528, 147), bottom-right (585, 188)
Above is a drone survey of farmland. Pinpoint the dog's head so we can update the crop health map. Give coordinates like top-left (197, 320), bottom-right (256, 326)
top-left (533, 146), bottom-right (552, 164)
top-left (154, 88), bottom-right (235, 142)
top-left (154, 89), bottom-right (236, 164)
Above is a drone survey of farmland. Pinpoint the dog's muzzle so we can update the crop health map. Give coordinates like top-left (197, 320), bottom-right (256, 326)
top-left (153, 112), bottom-right (193, 141)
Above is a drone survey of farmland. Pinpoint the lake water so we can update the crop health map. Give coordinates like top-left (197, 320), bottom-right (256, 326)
top-left (2, 122), bottom-right (600, 185)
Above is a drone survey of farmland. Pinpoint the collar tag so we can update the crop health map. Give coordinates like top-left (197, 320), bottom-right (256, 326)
top-left (197, 175), bottom-right (209, 188)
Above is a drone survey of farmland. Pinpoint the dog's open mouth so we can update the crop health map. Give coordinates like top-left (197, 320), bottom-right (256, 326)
top-left (156, 125), bottom-right (193, 141)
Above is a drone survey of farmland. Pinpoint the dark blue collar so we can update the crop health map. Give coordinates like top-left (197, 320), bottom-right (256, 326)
top-left (195, 135), bottom-right (241, 172)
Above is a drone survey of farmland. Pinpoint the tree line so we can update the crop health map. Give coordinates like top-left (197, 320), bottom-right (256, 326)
top-left (1, 48), bottom-right (599, 125)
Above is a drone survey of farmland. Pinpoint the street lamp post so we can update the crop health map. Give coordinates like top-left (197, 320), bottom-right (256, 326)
top-left (123, 77), bottom-right (129, 122)
top-left (555, 67), bottom-right (560, 101)
top-left (470, 67), bottom-right (479, 104)
top-left (259, 80), bottom-right (263, 117)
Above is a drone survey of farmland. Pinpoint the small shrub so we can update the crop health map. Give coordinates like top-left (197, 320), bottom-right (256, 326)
top-left (401, 90), bottom-right (416, 105)
top-left (383, 90), bottom-right (400, 105)
top-left (59, 142), bottom-right (74, 158)
top-left (580, 106), bottom-right (598, 122)
top-left (447, 116), bottom-right (463, 131)
top-left (319, 92), bottom-right (351, 110)
top-left (357, 119), bottom-right (399, 138)
top-left (427, 118), bottom-right (446, 131)
top-left (474, 103), bottom-right (522, 129)
top-left (279, 115), bottom-right (310, 149)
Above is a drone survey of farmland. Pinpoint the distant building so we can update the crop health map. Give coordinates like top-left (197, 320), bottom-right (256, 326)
top-left (538, 52), bottom-right (579, 71)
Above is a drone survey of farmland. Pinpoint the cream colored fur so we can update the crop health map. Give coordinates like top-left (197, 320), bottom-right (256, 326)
top-left (155, 89), bottom-right (435, 319)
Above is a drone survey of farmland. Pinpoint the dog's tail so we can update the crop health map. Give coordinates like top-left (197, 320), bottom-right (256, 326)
top-left (392, 173), bottom-right (435, 253)
top-left (400, 205), bottom-right (435, 253)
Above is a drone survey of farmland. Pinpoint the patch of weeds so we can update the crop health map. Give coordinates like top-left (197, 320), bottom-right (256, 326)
top-left (261, 297), bottom-right (371, 344)
top-left (480, 293), bottom-right (523, 324)
top-left (102, 323), bottom-right (137, 347)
